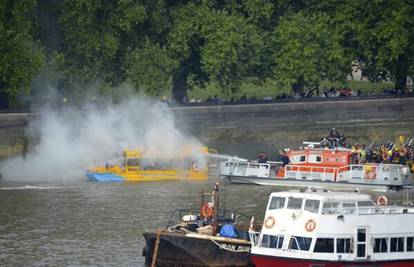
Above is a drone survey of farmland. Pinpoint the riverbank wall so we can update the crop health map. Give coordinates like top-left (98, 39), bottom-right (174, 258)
top-left (173, 97), bottom-right (414, 158)
top-left (0, 97), bottom-right (413, 159)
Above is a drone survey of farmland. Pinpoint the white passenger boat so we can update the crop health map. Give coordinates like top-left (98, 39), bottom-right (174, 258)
top-left (220, 143), bottom-right (412, 191)
top-left (249, 189), bottom-right (414, 266)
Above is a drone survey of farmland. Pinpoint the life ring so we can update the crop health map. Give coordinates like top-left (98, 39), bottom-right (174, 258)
top-left (264, 216), bottom-right (275, 229)
top-left (201, 203), bottom-right (214, 218)
top-left (376, 195), bottom-right (388, 206)
top-left (193, 161), bottom-right (199, 172)
top-left (305, 219), bottom-right (316, 232)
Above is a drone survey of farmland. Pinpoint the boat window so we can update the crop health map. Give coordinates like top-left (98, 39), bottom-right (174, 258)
top-left (374, 238), bottom-right (388, 253)
top-left (127, 158), bottom-right (139, 166)
top-left (304, 199), bottom-right (320, 213)
top-left (291, 155), bottom-right (306, 163)
top-left (287, 197), bottom-right (303, 209)
top-left (321, 202), bottom-right (339, 214)
top-left (390, 237), bottom-right (404, 252)
top-left (314, 238), bottom-right (334, 253)
top-left (259, 234), bottom-right (284, 249)
top-left (351, 165), bottom-right (363, 171)
top-left (308, 155), bottom-right (322, 163)
top-left (289, 236), bottom-right (312, 251)
top-left (336, 238), bottom-right (352, 253)
top-left (357, 201), bottom-right (376, 207)
top-left (407, 237), bottom-right (414, 251)
top-left (269, 197), bottom-right (286, 210)
top-left (342, 202), bottom-right (356, 214)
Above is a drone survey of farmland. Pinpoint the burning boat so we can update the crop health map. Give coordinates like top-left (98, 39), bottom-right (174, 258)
top-left (87, 147), bottom-right (212, 182)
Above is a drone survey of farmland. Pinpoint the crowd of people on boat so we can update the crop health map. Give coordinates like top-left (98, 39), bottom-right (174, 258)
top-left (322, 129), bottom-right (414, 170)
top-left (256, 129), bottom-right (414, 172)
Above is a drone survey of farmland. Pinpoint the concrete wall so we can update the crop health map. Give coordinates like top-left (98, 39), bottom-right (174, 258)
top-left (0, 97), bottom-right (413, 160)
top-left (172, 97), bottom-right (414, 159)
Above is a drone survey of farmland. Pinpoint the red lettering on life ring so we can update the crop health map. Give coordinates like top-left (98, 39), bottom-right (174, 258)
top-left (264, 216), bottom-right (275, 229)
top-left (305, 219), bottom-right (316, 232)
top-left (201, 203), bottom-right (214, 218)
top-left (376, 195), bottom-right (388, 206)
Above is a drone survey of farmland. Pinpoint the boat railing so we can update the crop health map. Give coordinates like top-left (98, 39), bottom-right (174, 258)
top-left (166, 208), bottom-right (254, 229)
top-left (220, 161), bottom-right (283, 178)
top-left (284, 163), bottom-right (405, 182)
top-left (321, 205), bottom-right (414, 216)
top-left (284, 165), bottom-right (337, 181)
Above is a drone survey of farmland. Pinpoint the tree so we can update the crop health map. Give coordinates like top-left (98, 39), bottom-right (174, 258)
top-left (167, 2), bottom-right (265, 100)
top-left (59, 0), bottom-right (169, 95)
top-left (271, 12), bottom-right (348, 94)
top-left (0, 0), bottom-right (44, 103)
top-left (125, 38), bottom-right (177, 96)
top-left (349, 0), bottom-right (414, 92)
top-left (313, 0), bottom-right (414, 92)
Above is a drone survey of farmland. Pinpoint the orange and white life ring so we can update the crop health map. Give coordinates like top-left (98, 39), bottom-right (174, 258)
top-left (264, 216), bottom-right (275, 229)
top-left (305, 219), bottom-right (316, 232)
top-left (201, 203), bottom-right (214, 218)
top-left (376, 195), bottom-right (388, 206)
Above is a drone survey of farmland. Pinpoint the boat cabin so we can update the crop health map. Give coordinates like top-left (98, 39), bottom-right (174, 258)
top-left (251, 189), bottom-right (414, 265)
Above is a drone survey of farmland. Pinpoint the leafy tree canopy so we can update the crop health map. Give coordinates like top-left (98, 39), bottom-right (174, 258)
top-left (272, 12), bottom-right (347, 94)
top-left (0, 0), bottom-right (44, 99)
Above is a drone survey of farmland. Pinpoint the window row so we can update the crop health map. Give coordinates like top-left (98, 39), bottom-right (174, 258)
top-left (374, 237), bottom-right (414, 253)
top-left (259, 235), bottom-right (352, 254)
top-left (268, 196), bottom-right (375, 214)
top-left (259, 235), bottom-right (414, 254)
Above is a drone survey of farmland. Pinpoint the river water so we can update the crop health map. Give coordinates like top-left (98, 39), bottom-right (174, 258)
top-left (0, 178), bottom-right (411, 267)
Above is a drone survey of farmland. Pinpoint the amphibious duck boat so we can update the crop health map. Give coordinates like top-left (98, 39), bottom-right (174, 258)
top-left (142, 184), bottom-right (256, 267)
top-left (87, 147), bottom-right (211, 182)
top-left (249, 189), bottom-right (414, 266)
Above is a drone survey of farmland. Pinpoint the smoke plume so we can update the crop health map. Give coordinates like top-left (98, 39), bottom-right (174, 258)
top-left (0, 93), bottom-right (204, 182)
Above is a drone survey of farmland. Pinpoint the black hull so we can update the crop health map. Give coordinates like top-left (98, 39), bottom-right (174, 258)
top-left (142, 232), bottom-right (254, 267)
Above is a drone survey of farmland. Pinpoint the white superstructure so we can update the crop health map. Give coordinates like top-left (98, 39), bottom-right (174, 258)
top-left (251, 189), bottom-right (414, 264)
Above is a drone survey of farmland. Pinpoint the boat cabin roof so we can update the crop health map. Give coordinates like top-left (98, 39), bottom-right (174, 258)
top-left (270, 190), bottom-right (372, 203)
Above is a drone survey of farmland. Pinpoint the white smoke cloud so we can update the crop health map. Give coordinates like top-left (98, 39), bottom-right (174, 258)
top-left (0, 93), bottom-right (204, 182)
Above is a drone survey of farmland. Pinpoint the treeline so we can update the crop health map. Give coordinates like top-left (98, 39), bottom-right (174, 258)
top-left (1, 0), bottom-right (413, 105)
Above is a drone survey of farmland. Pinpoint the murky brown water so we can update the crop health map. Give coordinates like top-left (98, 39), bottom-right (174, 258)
top-left (0, 178), bottom-right (411, 266)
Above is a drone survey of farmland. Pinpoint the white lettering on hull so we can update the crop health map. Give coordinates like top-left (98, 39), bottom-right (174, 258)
top-left (219, 244), bottom-right (250, 252)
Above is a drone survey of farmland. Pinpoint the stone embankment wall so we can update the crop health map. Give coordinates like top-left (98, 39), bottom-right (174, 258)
top-left (0, 97), bottom-right (413, 159)
top-left (172, 97), bottom-right (414, 158)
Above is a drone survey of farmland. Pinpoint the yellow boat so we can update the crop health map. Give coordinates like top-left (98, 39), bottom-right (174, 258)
top-left (87, 147), bottom-right (213, 182)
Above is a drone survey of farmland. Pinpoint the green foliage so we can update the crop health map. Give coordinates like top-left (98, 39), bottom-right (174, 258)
top-left (272, 12), bottom-right (348, 93)
top-left (168, 3), bottom-right (266, 94)
top-left (125, 39), bottom-right (177, 96)
top-left (0, 0), bottom-right (45, 98)
top-left (1, 0), bottom-right (413, 103)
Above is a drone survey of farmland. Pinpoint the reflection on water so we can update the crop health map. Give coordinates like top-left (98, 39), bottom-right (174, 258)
top-left (0, 178), bottom-right (412, 266)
